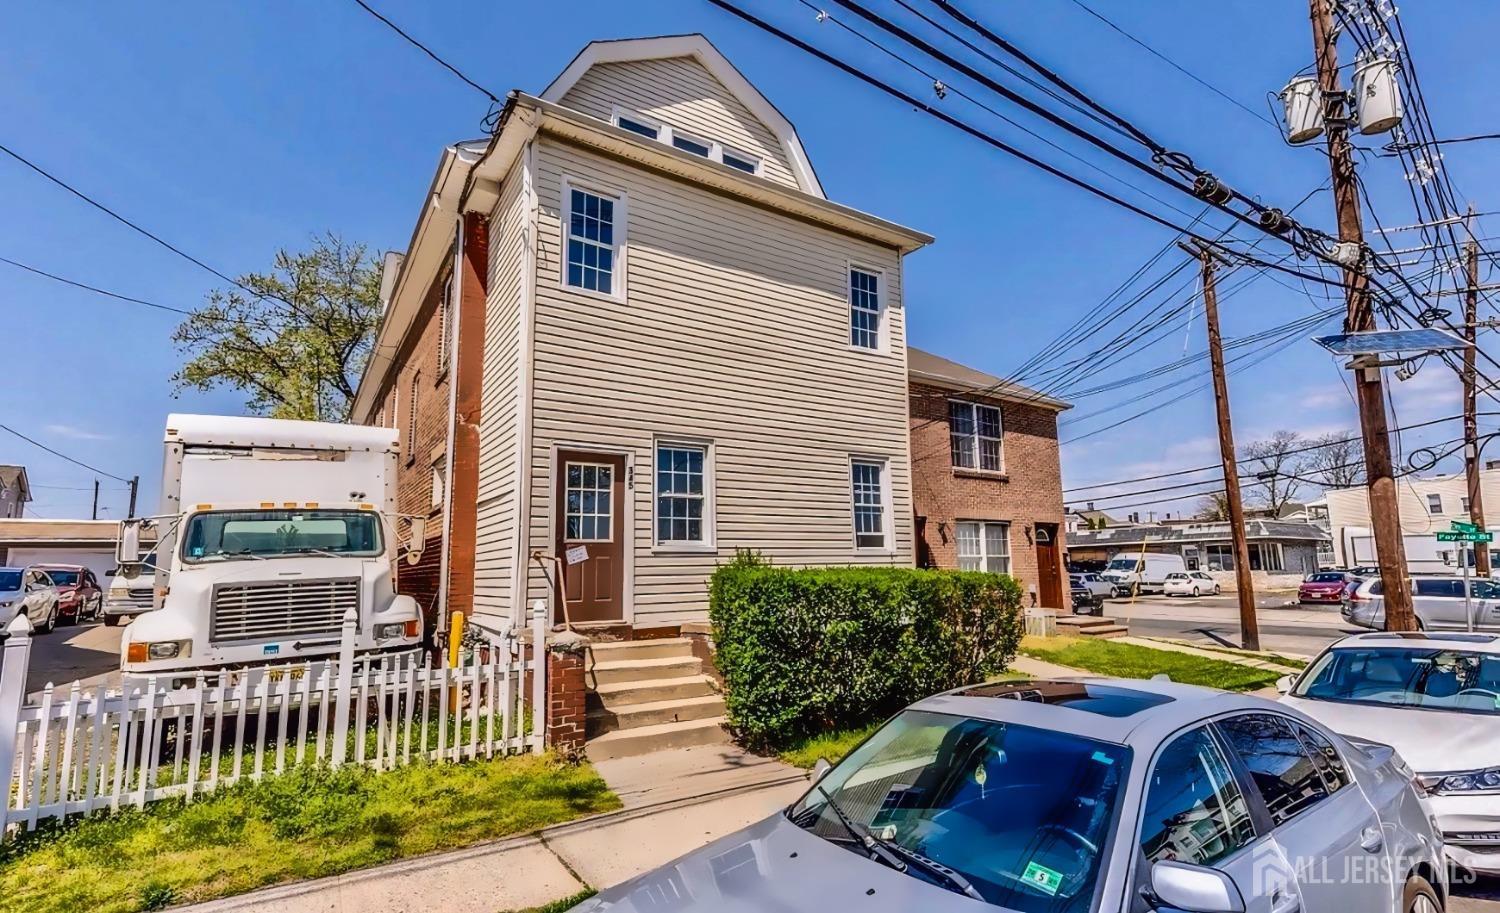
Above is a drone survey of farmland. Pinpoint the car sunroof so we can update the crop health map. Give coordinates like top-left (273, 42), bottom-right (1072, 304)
top-left (957, 680), bottom-right (1175, 717)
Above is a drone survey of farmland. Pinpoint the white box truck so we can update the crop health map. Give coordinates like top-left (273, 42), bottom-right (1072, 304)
top-left (1099, 552), bottom-right (1187, 596)
top-left (116, 414), bottom-right (427, 677)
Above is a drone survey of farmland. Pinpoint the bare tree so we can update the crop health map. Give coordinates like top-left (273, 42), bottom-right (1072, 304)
top-left (1194, 491), bottom-right (1230, 520)
top-left (1242, 430), bottom-right (1306, 515)
top-left (1303, 431), bottom-right (1364, 489)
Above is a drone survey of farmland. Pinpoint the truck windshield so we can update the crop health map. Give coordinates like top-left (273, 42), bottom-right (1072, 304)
top-left (1106, 558), bottom-right (1140, 572)
top-left (181, 510), bottom-right (383, 563)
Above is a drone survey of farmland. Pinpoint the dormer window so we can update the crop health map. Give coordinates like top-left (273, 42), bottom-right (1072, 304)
top-left (612, 107), bottom-right (762, 177)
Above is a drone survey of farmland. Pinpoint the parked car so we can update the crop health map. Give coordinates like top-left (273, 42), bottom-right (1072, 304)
top-left (1344, 575), bottom-right (1500, 630)
top-left (103, 553), bottom-right (157, 628)
top-left (1100, 552), bottom-right (1186, 596)
top-left (30, 564), bottom-right (102, 624)
top-left (1069, 572), bottom-right (1112, 600)
top-left (1281, 630), bottom-right (1500, 875)
top-left (0, 567), bottom-right (62, 633)
top-left (1070, 578), bottom-right (1104, 615)
top-left (570, 677), bottom-right (1445, 913)
top-left (1163, 570), bottom-right (1221, 597)
top-left (1300, 571), bottom-right (1359, 605)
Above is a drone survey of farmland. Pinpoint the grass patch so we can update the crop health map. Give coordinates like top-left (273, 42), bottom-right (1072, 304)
top-left (778, 724), bottom-right (881, 769)
top-left (1165, 641), bottom-right (1308, 670)
top-left (507, 888), bottom-right (598, 913)
top-left (1019, 636), bottom-right (1282, 692)
top-left (0, 754), bottom-right (619, 913)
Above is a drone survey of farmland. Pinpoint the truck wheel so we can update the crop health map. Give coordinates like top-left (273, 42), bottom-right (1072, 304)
top-left (104, 614), bottom-right (122, 628)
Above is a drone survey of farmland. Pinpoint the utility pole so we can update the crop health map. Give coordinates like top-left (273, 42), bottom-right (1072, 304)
top-left (1464, 205), bottom-right (1491, 576)
top-left (1309, 0), bottom-right (1416, 630)
top-left (1181, 241), bottom-right (1260, 650)
top-left (127, 475), bottom-right (139, 519)
top-left (91, 480), bottom-right (99, 521)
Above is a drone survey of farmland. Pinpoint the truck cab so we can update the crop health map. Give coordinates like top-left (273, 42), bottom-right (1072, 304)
top-left (118, 414), bottom-right (425, 677)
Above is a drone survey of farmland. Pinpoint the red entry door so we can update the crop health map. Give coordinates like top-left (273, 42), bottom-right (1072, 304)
top-left (554, 451), bottom-right (626, 624)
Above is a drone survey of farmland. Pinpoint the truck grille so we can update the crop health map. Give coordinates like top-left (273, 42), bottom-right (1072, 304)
top-left (126, 587), bottom-right (154, 609)
top-left (211, 578), bottom-right (359, 643)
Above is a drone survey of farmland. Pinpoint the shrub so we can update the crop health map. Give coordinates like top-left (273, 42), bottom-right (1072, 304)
top-left (709, 554), bottom-right (1023, 750)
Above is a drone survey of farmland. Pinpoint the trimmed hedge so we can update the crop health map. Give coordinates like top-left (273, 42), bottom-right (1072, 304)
top-left (708, 554), bottom-right (1024, 751)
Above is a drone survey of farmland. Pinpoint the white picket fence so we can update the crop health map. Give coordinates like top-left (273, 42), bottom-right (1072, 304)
top-left (0, 604), bottom-right (547, 831)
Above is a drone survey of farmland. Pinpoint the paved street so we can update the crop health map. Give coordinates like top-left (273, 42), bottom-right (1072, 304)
top-left (1099, 592), bottom-right (1353, 657)
top-left (23, 617), bottom-right (122, 695)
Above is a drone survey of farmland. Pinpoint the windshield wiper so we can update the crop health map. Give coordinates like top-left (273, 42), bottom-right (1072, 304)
top-left (203, 549), bottom-right (266, 562)
top-left (883, 841), bottom-right (986, 902)
top-left (281, 547), bottom-right (344, 558)
top-left (811, 786), bottom-right (910, 875)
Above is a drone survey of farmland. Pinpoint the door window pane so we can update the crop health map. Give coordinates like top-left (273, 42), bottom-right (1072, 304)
top-left (1140, 728), bottom-right (1257, 866)
top-left (564, 463), bottom-right (612, 542)
top-left (1292, 722), bottom-right (1350, 793)
top-left (1217, 714), bottom-right (1331, 826)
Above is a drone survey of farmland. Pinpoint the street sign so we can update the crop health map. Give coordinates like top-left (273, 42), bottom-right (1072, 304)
top-left (1451, 520), bottom-right (1481, 533)
top-left (1437, 531), bottom-right (1494, 543)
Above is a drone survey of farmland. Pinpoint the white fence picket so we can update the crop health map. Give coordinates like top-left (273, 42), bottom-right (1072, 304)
top-left (0, 609), bottom-right (544, 833)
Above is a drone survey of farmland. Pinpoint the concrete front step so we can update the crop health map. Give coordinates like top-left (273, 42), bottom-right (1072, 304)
top-left (589, 638), bottom-right (694, 661)
top-left (1078, 624), bottom-right (1130, 639)
top-left (590, 674), bottom-right (718, 706)
top-left (585, 716), bottom-right (730, 762)
top-left (589, 655), bottom-right (702, 686)
top-left (1056, 615), bottom-right (1119, 629)
top-left (586, 693), bottom-right (727, 737)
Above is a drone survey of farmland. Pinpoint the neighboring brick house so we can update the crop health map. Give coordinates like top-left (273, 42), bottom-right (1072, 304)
top-left (907, 348), bottom-right (1071, 609)
top-left (351, 35), bottom-right (932, 637)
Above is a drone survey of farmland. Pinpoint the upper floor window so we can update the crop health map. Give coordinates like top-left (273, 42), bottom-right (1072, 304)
top-left (851, 457), bottom-right (890, 550)
top-left (949, 401), bottom-right (1002, 472)
top-left (849, 267), bottom-right (882, 350)
top-left (611, 108), bottom-right (763, 177)
top-left (565, 186), bottom-right (621, 297)
top-left (1427, 493), bottom-right (1443, 514)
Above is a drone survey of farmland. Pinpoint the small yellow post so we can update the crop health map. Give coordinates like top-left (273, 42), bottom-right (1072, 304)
top-left (448, 611), bottom-right (466, 668)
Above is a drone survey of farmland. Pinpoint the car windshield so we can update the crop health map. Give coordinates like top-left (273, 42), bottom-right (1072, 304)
top-left (41, 570), bottom-right (80, 586)
top-left (1106, 558), bottom-right (1139, 572)
top-left (0, 570), bottom-right (21, 591)
top-left (181, 510), bottom-right (383, 563)
top-left (1294, 646), bottom-right (1500, 715)
top-left (787, 709), bottom-right (1129, 910)
top-left (1308, 573), bottom-right (1345, 583)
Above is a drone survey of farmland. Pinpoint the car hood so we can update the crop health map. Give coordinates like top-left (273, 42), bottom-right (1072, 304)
top-left (1282, 694), bottom-right (1497, 773)
top-left (0, 588), bottom-right (22, 602)
top-left (574, 813), bottom-right (1021, 913)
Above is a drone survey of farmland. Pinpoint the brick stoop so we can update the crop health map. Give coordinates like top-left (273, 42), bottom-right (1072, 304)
top-left (1054, 615), bottom-right (1130, 639)
top-left (585, 638), bottom-right (729, 762)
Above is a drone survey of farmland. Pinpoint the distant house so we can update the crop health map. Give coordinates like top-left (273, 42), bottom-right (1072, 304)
top-left (0, 519), bottom-right (126, 580)
top-left (1067, 519), bottom-right (1331, 586)
top-left (351, 35), bottom-right (932, 633)
top-left (0, 466), bottom-right (30, 520)
top-left (1323, 467), bottom-right (1500, 573)
top-left (906, 348), bottom-right (1070, 608)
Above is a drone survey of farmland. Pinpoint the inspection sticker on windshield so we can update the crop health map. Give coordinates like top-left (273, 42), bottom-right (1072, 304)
top-left (1022, 862), bottom-right (1063, 896)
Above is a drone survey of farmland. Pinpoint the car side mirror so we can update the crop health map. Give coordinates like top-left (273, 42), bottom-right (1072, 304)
top-left (406, 516), bottom-right (427, 566)
top-left (811, 758), bottom-right (833, 785)
top-left (117, 520), bottom-right (142, 566)
top-left (1276, 674), bottom-right (1295, 695)
top-left (1149, 861), bottom-right (1245, 913)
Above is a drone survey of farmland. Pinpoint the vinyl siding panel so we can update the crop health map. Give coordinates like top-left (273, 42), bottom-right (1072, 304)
top-left (556, 57), bottom-right (800, 191)
top-left (523, 137), bottom-right (914, 624)
top-left (473, 155), bottom-right (529, 621)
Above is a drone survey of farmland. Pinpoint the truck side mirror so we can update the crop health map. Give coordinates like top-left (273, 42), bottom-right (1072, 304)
top-left (406, 516), bottom-right (427, 566)
top-left (117, 520), bottom-right (142, 565)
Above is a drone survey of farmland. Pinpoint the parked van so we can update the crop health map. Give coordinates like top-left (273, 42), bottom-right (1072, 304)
top-left (1344, 575), bottom-right (1500, 630)
top-left (1099, 552), bottom-right (1187, 596)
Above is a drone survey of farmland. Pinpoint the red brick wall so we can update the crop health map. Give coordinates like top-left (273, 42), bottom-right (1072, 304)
top-left (445, 212), bottom-right (489, 623)
top-left (908, 381), bottom-right (1067, 608)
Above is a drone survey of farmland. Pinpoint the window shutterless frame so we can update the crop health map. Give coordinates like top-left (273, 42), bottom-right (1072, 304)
top-left (947, 399), bottom-right (1004, 473)
top-left (846, 262), bottom-right (887, 353)
top-left (849, 456), bottom-right (894, 552)
top-left (610, 106), bottom-right (763, 177)
top-left (559, 176), bottom-right (628, 303)
top-left (652, 438), bottom-right (716, 552)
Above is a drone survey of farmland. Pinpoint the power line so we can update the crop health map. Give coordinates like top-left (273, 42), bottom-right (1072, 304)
top-left (0, 423), bottom-right (130, 483)
top-left (348, 0), bottom-right (501, 105)
top-left (1062, 0), bottom-right (1279, 128)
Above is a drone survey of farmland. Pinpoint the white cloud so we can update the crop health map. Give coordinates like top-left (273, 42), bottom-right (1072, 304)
top-left (44, 423), bottom-right (112, 442)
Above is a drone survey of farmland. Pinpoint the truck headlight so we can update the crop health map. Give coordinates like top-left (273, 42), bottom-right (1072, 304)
top-left (1423, 767), bottom-right (1500, 795)
top-left (126, 640), bottom-right (191, 663)
top-left (109, 585), bottom-right (128, 598)
top-left (376, 620), bottom-right (420, 640)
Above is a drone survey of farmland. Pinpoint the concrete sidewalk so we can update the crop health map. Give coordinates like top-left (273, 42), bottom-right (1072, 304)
top-left (176, 746), bottom-right (807, 913)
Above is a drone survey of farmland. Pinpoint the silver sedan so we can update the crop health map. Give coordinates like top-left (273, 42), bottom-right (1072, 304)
top-left (571, 677), bottom-right (1446, 913)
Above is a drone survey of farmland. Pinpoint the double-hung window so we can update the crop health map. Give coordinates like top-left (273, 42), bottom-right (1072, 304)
top-left (565, 186), bottom-right (621, 296)
top-left (956, 521), bottom-right (1010, 573)
top-left (1427, 493), bottom-right (1443, 514)
top-left (949, 401), bottom-right (1003, 472)
top-left (656, 443), bottom-right (710, 546)
top-left (849, 267), bottom-right (882, 350)
top-left (851, 458), bottom-right (889, 549)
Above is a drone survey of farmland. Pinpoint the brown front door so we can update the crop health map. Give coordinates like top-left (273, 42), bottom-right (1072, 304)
top-left (554, 451), bottom-right (626, 624)
top-left (1034, 524), bottom-right (1063, 608)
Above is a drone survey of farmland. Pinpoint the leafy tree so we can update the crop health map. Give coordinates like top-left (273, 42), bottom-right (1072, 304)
top-left (1242, 430), bottom-right (1305, 514)
top-left (1303, 431), bottom-right (1364, 489)
top-left (1194, 491), bottom-right (1230, 520)
top-left (172, 234), bottom-right (382, 421)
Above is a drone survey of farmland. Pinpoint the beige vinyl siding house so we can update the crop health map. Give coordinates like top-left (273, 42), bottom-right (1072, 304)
top-left (353, 35), bottom-right (930, 632)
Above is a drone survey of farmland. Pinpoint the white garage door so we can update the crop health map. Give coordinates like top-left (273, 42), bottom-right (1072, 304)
top-left (5, 548), bottom-right (117, 581)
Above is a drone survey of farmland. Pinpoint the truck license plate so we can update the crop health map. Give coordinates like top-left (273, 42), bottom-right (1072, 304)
top-left (267, 668), bottom-right (306, 683)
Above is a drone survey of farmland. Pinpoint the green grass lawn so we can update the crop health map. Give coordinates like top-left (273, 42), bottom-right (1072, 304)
top-left (0, 754), bottom-right (619, 913)
top-left (1019, 636), bottom-right (1282, 692)
top-left (778, 724), bottom-right (881, 769)
top-left (1170, 641), bottom-right (1309, 670)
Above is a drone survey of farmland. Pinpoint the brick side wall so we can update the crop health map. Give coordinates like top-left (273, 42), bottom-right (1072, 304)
top-left (445, 212), bottom-right (490, 624)
top-left (908, 381), bottom-right (1067, 608)
top-left (545, 645), bottom-right (588, 757)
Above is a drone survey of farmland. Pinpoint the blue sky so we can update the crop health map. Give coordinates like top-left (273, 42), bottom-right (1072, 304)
top-left (3, 1), bottom-right (1497, 520)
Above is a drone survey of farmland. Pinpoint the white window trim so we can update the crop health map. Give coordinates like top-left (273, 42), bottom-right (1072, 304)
top-left (429, 458), bottom-right (446, 510)
top-left (849, 455), bottom-right (895, 553)
top-left (947, 398), bottom-right (1005, 474)
top-left (846, 262), bottom-right (889, 355)
top-left (651, 437), bottom-right (717, 554)
top-left (559, 175), bottom-right (628, 304)
top-left (610, 106), bottom-right (764, 177)
top-left (955, 520), bottom-right (1012, 574)
top-left (1427, 494), bottom-right (1443, 514)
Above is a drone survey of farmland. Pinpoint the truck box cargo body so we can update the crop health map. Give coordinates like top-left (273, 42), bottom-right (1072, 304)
top-left (119, 414), bottom-right (424, 676)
